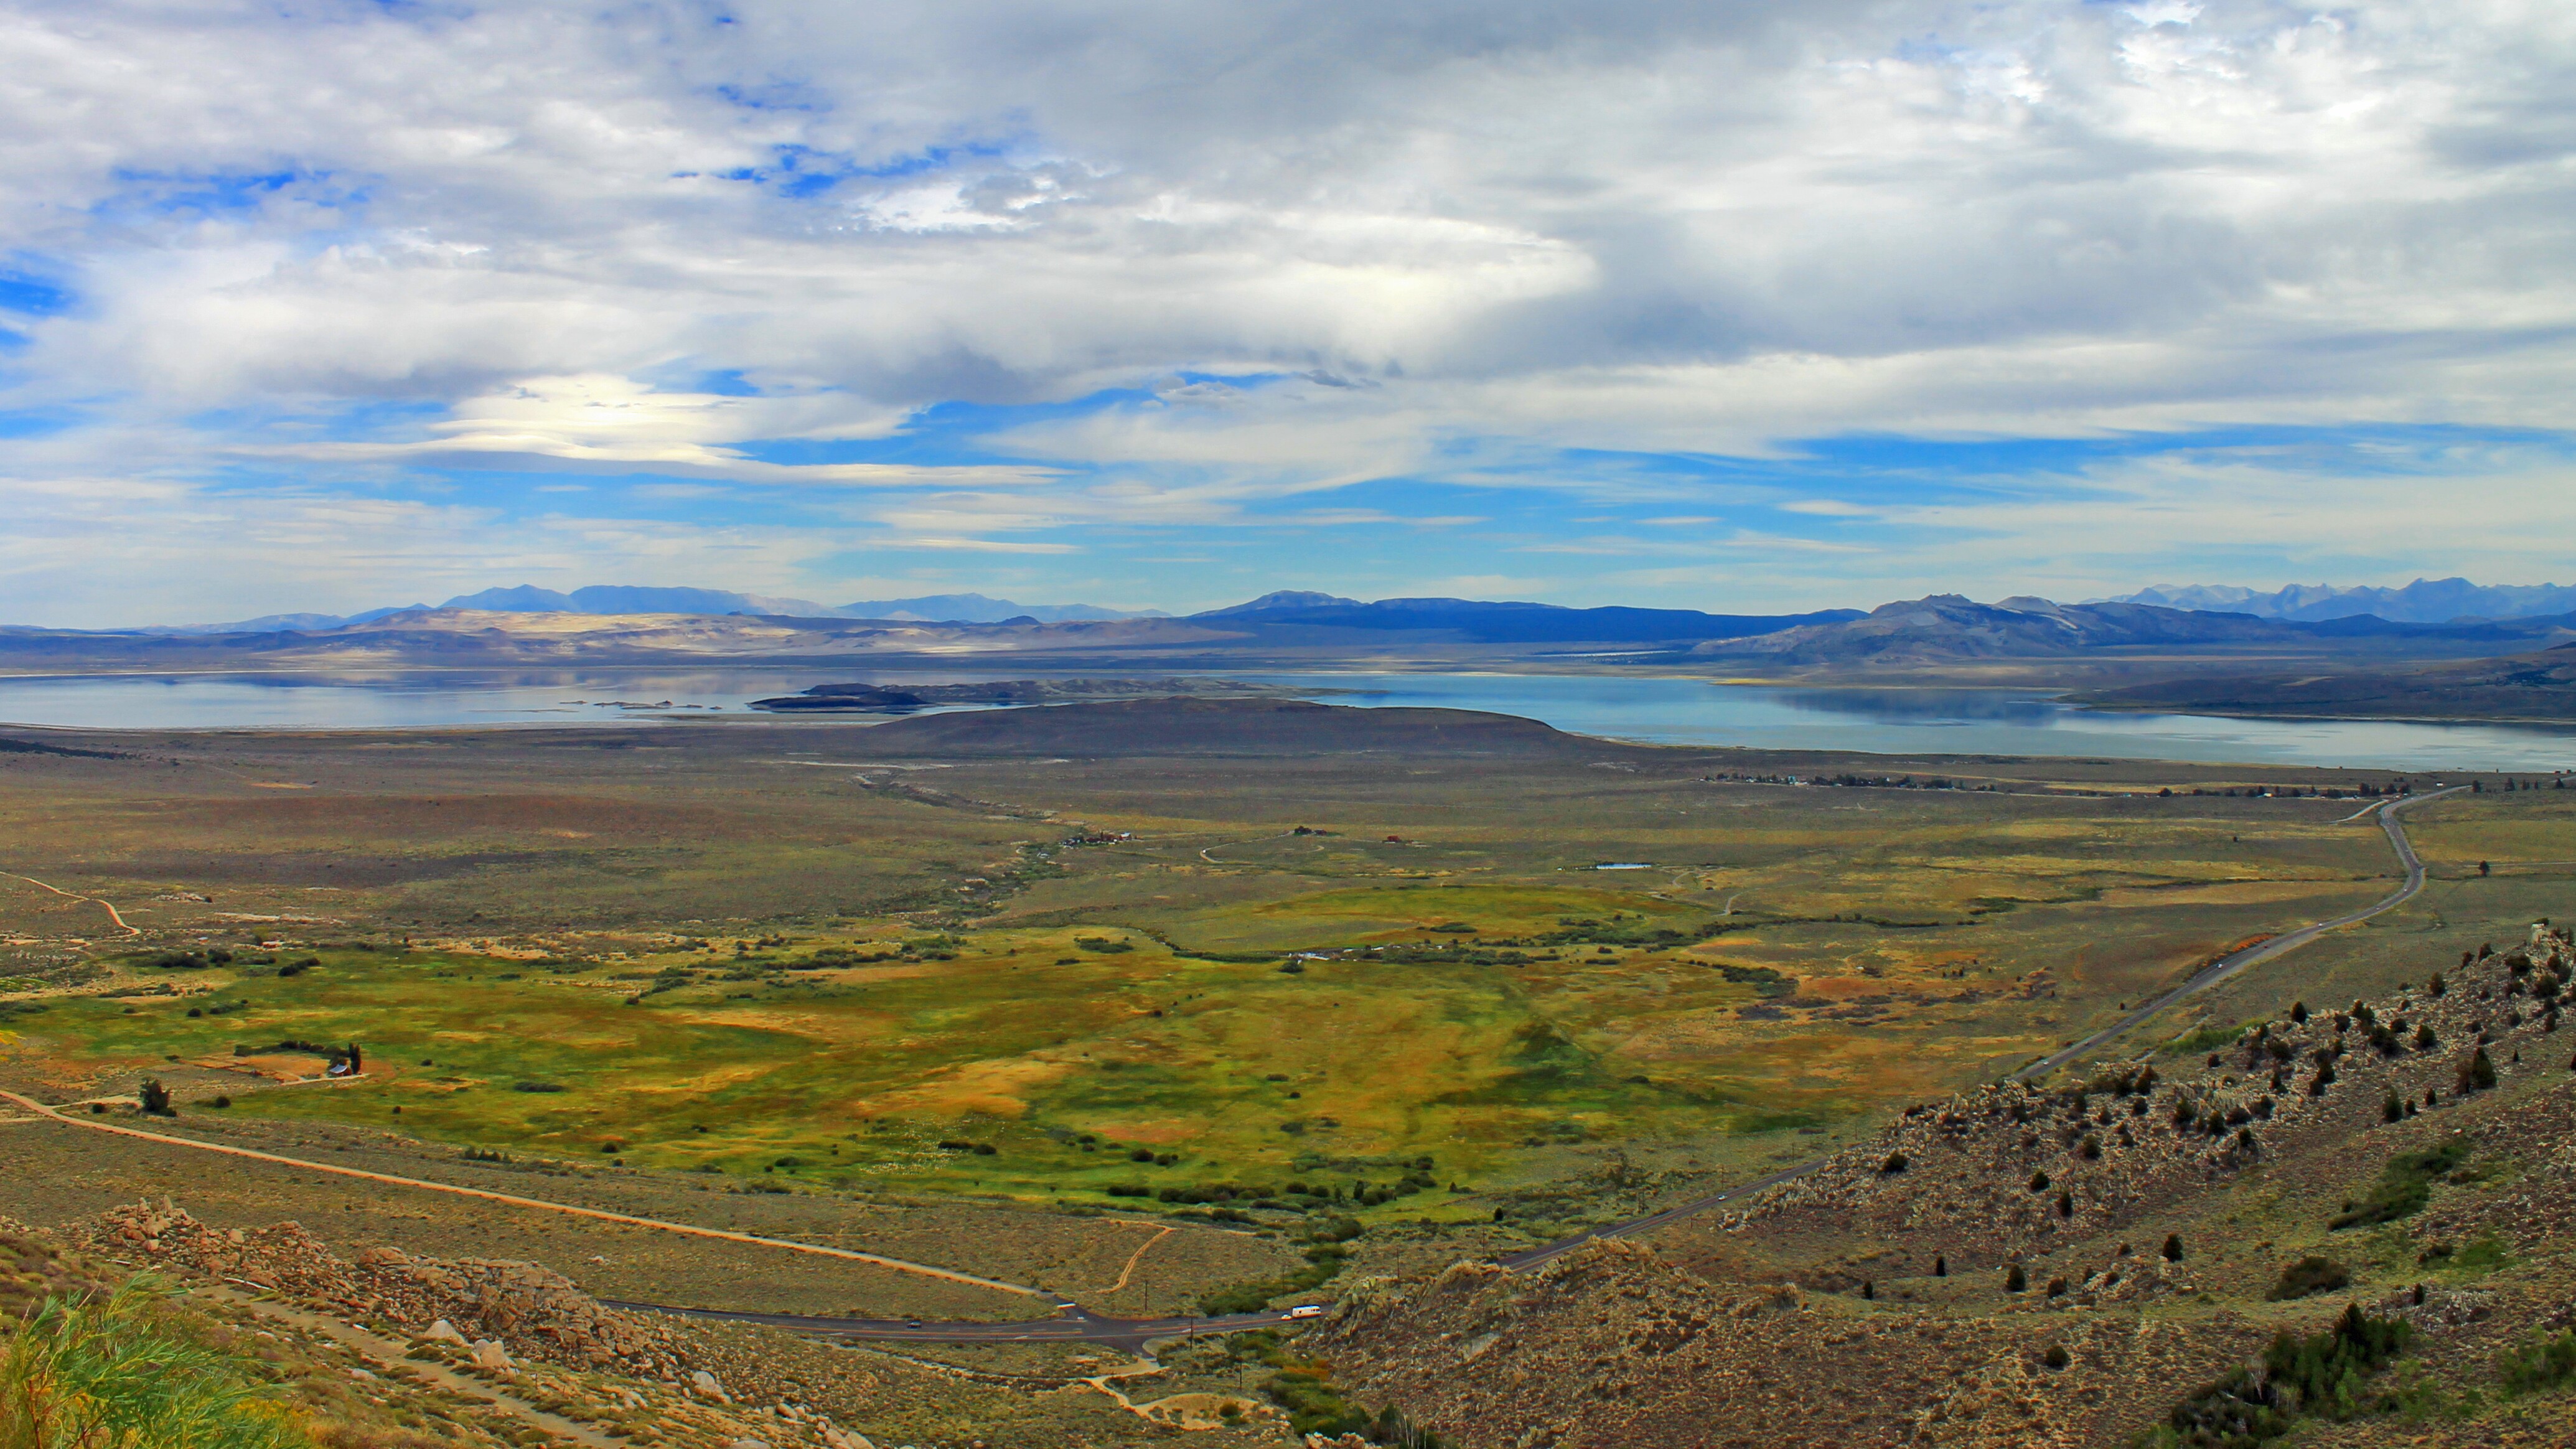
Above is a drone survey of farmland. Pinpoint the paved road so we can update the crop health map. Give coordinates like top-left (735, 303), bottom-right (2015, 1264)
top-left (606, 1299), bottom-right (1311, 1353)
top-left (2009, 786), bottom-right (2461, 1083)
top-left (1497, 785), bottom-right (2466, 1272)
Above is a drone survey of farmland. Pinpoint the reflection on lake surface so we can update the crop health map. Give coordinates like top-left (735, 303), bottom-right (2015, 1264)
top-left (0, 667), bottom-right (2570, 772)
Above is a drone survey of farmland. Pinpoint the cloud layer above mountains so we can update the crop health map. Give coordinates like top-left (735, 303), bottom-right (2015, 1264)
top-left (3, 1), bottom-right (2573, 623)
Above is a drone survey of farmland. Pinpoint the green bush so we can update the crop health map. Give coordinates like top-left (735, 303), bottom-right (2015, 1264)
top-left (2499, 1328), bottom-right (2576, 1396)
top-left (2329, 1138), bottom-right (2471, 1230)
top-left (2268, 1256), bottom-right (2351, 1301)
top-left (2163, 1023), bottom-right (2247, 1057)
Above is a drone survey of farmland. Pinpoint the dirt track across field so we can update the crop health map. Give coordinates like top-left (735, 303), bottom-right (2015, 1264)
top-left (0, 1087), bottom-right (1047, 1299)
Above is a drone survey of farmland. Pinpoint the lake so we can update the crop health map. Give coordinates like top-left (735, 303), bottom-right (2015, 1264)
top-left (0, 667), bottom-right (2569, 772)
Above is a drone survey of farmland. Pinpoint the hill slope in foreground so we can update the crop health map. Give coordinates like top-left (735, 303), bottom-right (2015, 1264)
top-left (1312, 926), bottom-right (2576, 1448)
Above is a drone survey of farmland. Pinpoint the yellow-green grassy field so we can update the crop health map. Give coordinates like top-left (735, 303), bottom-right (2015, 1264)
top-left (6, 717), bottom-right (2564, 1212)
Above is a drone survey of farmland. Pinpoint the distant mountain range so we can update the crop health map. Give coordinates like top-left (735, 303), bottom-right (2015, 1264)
top-left (2103, 577), bottom-right (2576, 623)
top-left (18, 588), bottom-right (2576, 675)
top-left (1688, 593), bottom-right (2576, 666)
top-left (146, 586), bottom-right (1163, 633)
top-left (89, 580), bottom-right (2576, 674)
top-left (1183, 594), bottom-right (1862, 642)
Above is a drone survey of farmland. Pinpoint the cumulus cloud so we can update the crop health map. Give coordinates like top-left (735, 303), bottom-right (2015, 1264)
top-left (0, 0), bottom-right (2571, 614)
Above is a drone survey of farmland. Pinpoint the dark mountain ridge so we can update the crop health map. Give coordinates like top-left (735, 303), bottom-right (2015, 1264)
top-left (1188, 595), bottom-right (1865, 643)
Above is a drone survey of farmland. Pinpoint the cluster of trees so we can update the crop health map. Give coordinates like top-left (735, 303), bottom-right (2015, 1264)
top-left (2172, 782), bottom-right (2414, 799)
top-left (2151, 1305), bottom-right (2414, 1444)
top-left (1542, 915), bottom-right (1710, 949)
top-left (232, 1039), bottom-right (362, 1071)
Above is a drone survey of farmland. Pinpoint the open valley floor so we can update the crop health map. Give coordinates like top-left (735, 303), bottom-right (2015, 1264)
top-left (6, 699), bottom-right (2576, 1447)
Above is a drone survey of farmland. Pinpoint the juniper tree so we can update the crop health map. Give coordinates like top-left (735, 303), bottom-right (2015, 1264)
top-left (2460, 1046), bottom-right (2498, 1093)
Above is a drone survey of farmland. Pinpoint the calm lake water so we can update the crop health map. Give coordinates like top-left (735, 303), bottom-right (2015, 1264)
top-left (0, 667), bottom-right (2570, 772)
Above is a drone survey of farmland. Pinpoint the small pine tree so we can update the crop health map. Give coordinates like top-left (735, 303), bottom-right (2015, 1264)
top-left (2415, 1022), bottom-right (2440, 1050)
top-left (2382, 1092), bottom-right (2404, 1123)
top-left (137, 1079), bottom-right (171, 1115)
top-left (2431, 972), bottom-right (2449, 998)
top-left (2161, 1234), bottom-right (2185, 1262)
top-left (1860, 1280), bottom-right (1875, 1300)
top-left (2460, 1047), bottom-right (2498, 1092)
top-left (2056, 1189), bottom-right (2074, 1218)
top-left (1933, 1255), bottom-right (1947, 1277)
top-left (2029, 1170), bottom-right (2050, 1191)
top-left (2291, 1001), bottom-right (2309, 1024)
top-left (2005, 1263), bottom-right (2027, 1293)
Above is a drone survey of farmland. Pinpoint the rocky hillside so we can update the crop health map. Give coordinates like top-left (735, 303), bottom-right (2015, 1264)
top-left (1313, 921), bottom-right (2576, 1448)
top-left (26, 1199), bottom-right (1295, 1448)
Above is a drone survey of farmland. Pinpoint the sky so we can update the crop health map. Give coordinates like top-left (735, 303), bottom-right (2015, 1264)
top-left (2, 1), bottom-right (2574, 627)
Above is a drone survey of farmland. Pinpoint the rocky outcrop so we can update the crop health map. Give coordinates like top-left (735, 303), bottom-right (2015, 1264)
top-left (1308, 1238), bottom-right (2253, 1448)
top-left (77, 1199), bottom-right (688, 1378)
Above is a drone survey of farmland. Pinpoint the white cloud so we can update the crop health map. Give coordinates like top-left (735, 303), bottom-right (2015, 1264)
top-left (878, 537), bottom-right (1083, 554)
top-left (0, 0), bottom-right (2572, 609)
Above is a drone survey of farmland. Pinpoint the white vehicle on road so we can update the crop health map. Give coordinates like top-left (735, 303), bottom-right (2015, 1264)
top-left (1286, 1305), bottom-right (1324, 1320)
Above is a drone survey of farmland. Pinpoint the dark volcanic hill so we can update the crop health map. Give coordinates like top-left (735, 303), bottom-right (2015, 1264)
top-left (855, 697), bottom-right (1593, 757)
top-left (2071, 643), bottom-right (2576, 723)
